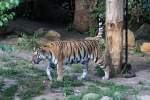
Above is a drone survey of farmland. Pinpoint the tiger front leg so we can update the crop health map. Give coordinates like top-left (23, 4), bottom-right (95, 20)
top-left (57, 63), bottom-right (64, 81)
top-left (100, 65), bottom-right (110, 80)
top-left (46, 65), bottom-right (52, 81)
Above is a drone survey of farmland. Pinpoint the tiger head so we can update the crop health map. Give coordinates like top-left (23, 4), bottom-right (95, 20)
top-left (32, 47), bottom-right (47, 64)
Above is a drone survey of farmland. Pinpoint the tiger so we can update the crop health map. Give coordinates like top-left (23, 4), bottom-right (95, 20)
top-left (32, 40), bottom-right (110, 81)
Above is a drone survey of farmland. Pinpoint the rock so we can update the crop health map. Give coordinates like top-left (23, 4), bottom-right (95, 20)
top-left (140, 95), bottom-right (150, 100)
top-left (135, 23), bottom-right (150, 41)
top-left (44, 30), bottom-right (61, 41)
top-left (123, 95), bottom-right (138, 100)
top-left (140, 42), bottom-right (150, 52)
top-left (82, 93), bottom-right (100, 100)
top-left (100, 96), bottom-right (113, 100)
top-left (123, 29), bottom-right (135, 49)
top-left (0, 27), bottom-right (13, 35)
top-left (34, 28), bottom-right (47, 34)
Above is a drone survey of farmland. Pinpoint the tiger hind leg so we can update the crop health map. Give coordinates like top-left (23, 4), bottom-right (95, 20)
top-left (78, 61), bottom-right (88, 80)
top-left (46, 65), bottom-right (52, 81)
top-left (100, 65), bottom-right (110, 80)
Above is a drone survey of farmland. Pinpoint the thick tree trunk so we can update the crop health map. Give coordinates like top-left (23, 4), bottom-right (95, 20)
top-left (105, 0), bottom-right (124, 74)
top-left (73, 0), bottom-right (98, 32)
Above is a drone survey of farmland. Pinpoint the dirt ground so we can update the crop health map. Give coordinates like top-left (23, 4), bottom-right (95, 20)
top-left (0, 19), bottom-right (150, 100)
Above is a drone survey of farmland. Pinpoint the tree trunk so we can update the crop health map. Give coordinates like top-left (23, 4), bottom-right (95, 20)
top-left (73, 0), bottom-right (98, 32)
top-left (105, 0), bottom-right (124, 74)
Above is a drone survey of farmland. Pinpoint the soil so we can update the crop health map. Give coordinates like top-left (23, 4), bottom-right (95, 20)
top-left (0, 19), bottom-right (150, 100)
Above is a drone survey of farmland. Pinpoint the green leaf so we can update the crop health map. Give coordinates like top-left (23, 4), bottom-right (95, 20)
top-left (0, 21), bottom-right (3, 27)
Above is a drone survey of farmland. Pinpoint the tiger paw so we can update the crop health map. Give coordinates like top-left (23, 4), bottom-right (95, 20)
top-left (43, 79), bottom-right (51, 87)
top-left (102, 76), bottom-right (109, 80)
top-left (77, 76), bottom-right (88, 81)
top-left (57, 77), bottom-right (63, 82)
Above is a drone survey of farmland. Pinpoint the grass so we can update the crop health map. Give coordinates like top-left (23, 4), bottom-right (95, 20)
top-left (0, 55), bottom-right (84, 99)
top-left (0, 85), bottom-right (18, 100)
top-left (67, 95), bottom-right (82, 100)
top-left (0, 55), bottom-right (47, 100)
top-left (71, 64), bottom-right (82, 73)
top-left (50, 76), bottom-right (83, 89)
top-left (17, 30), bottom-right (47, 50)
top-left (66, 80), bottom-right (137, 100)
top-left (0, 44), bottom-right (16, 52)
top-left (18, 78), bottom-right (45, 100)
top-left (95, 66), bottom-right (105, 77)
top-left (0, 54), bottom-right (141, 100)
top-left (130, 41), bottom-right (144, 56)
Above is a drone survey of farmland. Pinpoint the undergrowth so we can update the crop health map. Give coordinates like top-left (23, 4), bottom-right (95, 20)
top-left (0, 56), bottom-right (46, 100)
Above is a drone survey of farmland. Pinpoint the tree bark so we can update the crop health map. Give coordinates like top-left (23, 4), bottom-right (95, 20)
top-left (73, 0), bottom-right (98, 32)
top-left (105, 0), bottom-right (124, 74)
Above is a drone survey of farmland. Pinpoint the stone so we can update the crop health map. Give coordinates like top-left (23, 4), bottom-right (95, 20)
top-left (44, 30), bottom-right (61, 41)
top-left (0, 26), bottom-right (13, 35)
top-left (135, 23), bottom-right (150, 41)
top-left (34, 28), bottom-right (47, 34)
top-left (140, 95), bottom-right (150, 100)
top-left (100, 96), bottom-right (113, 100)
top-left (123, 29), bottom-right (135, 49)
top-left (82, 93), bottom-right (100, 100)
top-left (140, 42), bottom-right (150, 52)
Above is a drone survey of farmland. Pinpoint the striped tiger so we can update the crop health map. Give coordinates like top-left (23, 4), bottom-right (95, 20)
top-left (32, 40), bottom-right (109, 81)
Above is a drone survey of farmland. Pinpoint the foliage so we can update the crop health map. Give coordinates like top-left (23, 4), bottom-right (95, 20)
top-left (0, 56), bottom-right (46, 100)
top-left (17, 32), bottom-right (41, 50)
top-left (131, 41), bottom-right (144, 56)
top-left (88, 0), bottom-right (105, 37)
top-left (63, 86), bottom-right (74, 96)
top-left (95, 66), bottom-right (105, 77)
top-left (0, 0), bottom-right (21, 27)
top-left (88, 27), bottom-right (97, 37)
top-left (0, 44), bottom-right (16, 52)
top-left (71, 64), bottom-right (82, 73)
top-left (128, 0), bottom-right (150, 23)
top-left (91, 0), bottom-right (105, 19)
top-left (0, 85), bottom-right (18, 100)
top-left (67, 95), bottom-right (82, 100)
top-left (82, 93), bottom-right (100, 100)
top-left (50, 75), bottom-right (83, 89)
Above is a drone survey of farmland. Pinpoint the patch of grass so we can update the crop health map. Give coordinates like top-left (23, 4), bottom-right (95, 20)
top-left (82, 93), bottom-right (100, 100)
top-left (87, 85), bottom-right (102, 94)
top-left (88, 27), bottom-right (97, 37)
top-left (131, 41), bottom-right (144, 56)
top-left (71, 64), bottom-right (82, 73)
top-left (67, 95), bottom-right (82, 100)
top-left (0, 44), bottom-right (16, 52)
top-left (0, 56), bottom-right (47, 100)
top-left (18, 78), bottom-right (45, 100)
top-left (51, 75), bottom-right (83, 89)
top-left (0, 85), bottom-right (18, 100)
top-left (79, 81), bottom-right (132, 100)
top-left (17, 33), bottom-right (40, 50)
top-left (0, 79), bottom-right (5, 92)
top-left (0, 56), bottom-right (12, 62)
top-left (63, 87), bottom-right (74, 96)
top-left (138, 81), bottom-right (145, 85)
top-left (95, 66), bottom-right (105, 77)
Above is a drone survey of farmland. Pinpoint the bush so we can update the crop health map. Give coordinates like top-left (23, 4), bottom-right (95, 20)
top-left (0, 44), bottom-right (16, 52)
top-left (17, 32), bottom-right (40, 50)
top-left (128, 0), bottom-right (150, 23)
top-left (0, 0), bottom-right (21, 27)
